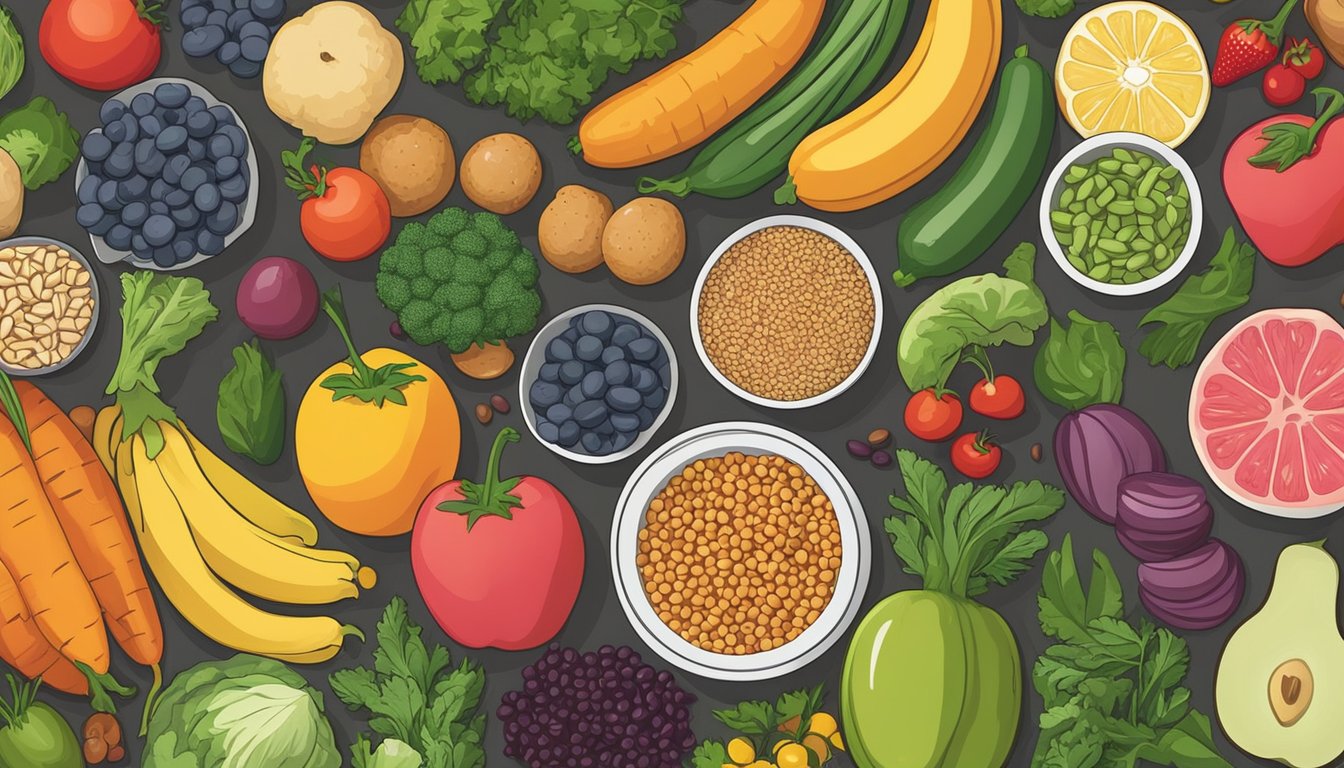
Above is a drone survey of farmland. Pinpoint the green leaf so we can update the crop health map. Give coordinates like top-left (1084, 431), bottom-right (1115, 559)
top-left (690, 741), bottom-right (729, 768)
top-left (1015, 0), bottom-right (1074, 18)
top-left (898, 243), bottom-right (1049, 392)
top-left (330, 667), bottom-right (381, 711)
top-left (0, 8), bottom-right (22, 102)
top-left (1034, 310), bottom-right (1126, 410)
top-left (216, 340), bottom-right (286, 465)
top-left (1138, 228), bottom-right (1256, 369)
top-left (0, 97), bottom-right (79, 189)
top-left (713, 699), bottom-right (777, 735)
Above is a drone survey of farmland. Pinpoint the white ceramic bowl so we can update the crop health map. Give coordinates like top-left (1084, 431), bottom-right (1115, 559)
top-left (611, 422), bottom-right (870, 681)
top-left (0, 237), bottom-right (100, 377)
top-left (519, 304), bottom-right (678, 465)
top-left (1039, 131), bottom-right (1202, 296)
top-left (74, 77), bottom-right (260, 272)
top-left (690, 215), bottom-right (882, 409)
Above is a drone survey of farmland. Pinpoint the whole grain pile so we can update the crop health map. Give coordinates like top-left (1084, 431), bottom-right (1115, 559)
top-left (0, 242), bottom-right (95, 371)
top-left (697, 226), bottom-right (874, 402)
top-left (636, 452), bottom-right (842, 655)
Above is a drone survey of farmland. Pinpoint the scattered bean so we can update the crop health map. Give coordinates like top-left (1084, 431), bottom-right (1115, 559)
top-left (474, 403), bottom-right (493, 424)
top-left (1031, 443), bottom-right (1043, 462)
top-left (867, 428), bottom-right (891, 448)
top-left (69, 405), bottom-right (97, 443)
top-left (846, 439), bottom-right (873, 459)
top-left (389, 320), bottom-right (405, 339)
top-left (871, 450), bottom-right (893, 469)
top-left (82, 712), bottom-right (123, 764)
top-left (490, 393), bottom-right (511, 414)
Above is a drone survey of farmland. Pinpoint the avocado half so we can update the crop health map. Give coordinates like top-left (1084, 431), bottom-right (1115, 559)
top-left (1215, 542), bottom-right (1344, 768)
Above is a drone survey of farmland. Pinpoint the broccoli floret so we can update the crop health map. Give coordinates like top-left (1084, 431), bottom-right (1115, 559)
top-left (375, 207), bottom-right (542, 354)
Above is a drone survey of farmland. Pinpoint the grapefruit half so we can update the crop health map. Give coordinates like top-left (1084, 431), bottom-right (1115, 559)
top-left (1190, 308), bottom-right (1344, 518)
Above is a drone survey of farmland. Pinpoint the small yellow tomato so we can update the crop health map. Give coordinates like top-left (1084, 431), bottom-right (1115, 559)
top-left (776, 743), bottom-right (810, 768)
top-left (807, 712), bottom-right (839, 738)
top-left (727, 738), bottom-right (756, 765)
top-left (746, 762), bottom-right (774, 768)
top-left (802, 734), bottom-right (831, 763)
top-left (829, 731), bottom-right (845, 752)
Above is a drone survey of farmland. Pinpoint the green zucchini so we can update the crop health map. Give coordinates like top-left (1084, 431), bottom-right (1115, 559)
top-left (636, 0), bottom-right (909, 200)
top-left (892, 45), bottom-right (1054, 287)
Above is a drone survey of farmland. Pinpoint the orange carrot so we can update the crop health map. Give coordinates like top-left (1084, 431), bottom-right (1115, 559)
top-left (0, 559), bottom-right (86, 695)
top-left (0, 390), bottom-right (108, 674)
top-left (15, 382), bottom-right (162, 671)
top-left (574, 0), bottom-right (826, 168)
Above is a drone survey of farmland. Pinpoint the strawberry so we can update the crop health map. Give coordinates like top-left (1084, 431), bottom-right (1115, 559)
top-left (1284, 37), bottom-right (1327, 80)
top-left (1212, 0), bottom-right (1299, 86)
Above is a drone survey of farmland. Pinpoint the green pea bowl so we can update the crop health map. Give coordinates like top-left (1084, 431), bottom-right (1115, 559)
top-left (1040, 131), bottom-right (1202, 297)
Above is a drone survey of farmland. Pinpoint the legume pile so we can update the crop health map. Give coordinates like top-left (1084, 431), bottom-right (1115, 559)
top-left (0, 242), bottom-right (95, 371)
top-left (1049, 147), bottom-right (1192, 286)
top-left (636, 452), bottom-right (842, 655)
top-left (497, 644), bottom-right (697, 768)
top-left (697, 226), bottom-right (874, 402)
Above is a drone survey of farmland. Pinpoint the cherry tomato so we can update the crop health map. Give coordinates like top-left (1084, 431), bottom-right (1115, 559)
top-left (1262, 63), bottom-right (1306, 107)
top-left (40, 0), bottom-right (162, 91)
top-left (1284, 37), bottom-right (1326, 80)
top-left (951, 432), bottom-right (1001, 479)
top-left (969, 375), bottom-right (1025, 420)
top-left (904, 389), bottom-right (962, 442)
top-left (283, 139), bottom-right (391, 262)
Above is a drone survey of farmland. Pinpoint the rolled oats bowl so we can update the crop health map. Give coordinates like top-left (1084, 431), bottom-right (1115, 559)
top-left (0, 237), bottom-right (100, 376)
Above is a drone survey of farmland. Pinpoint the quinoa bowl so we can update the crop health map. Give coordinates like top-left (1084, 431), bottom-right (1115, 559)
top-left (611, 422), bottom-right (870, 681)
top-left (0, 237), bottom-right (100, 376)
top-left (690, 216), bottom-right (882, 409)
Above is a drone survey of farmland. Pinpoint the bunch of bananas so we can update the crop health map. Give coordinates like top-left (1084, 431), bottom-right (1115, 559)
top-left (92, 405), bottom-right (375, 663)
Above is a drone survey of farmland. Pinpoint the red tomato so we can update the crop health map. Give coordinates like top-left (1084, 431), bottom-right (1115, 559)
top-left (284, 139), bottom-right (391, 261)
top-left (412, 428), bottom-right (585, 650)
top-left (1284, 37), bottom-right (1326, 80)
top-left (969, 375), bottom-right (1025, 420)
top-left (1262, 63), bottom-right (1306, 107)
top-left (904, 389), bottom-right (962, 442)
top-left (40, 0), bottom-right (162, 91)
top-left (951, 432), bottom-right (1001, 479)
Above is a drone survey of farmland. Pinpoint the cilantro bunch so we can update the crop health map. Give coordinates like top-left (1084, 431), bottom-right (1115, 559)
top-left (690, 686), bottom-right (839, 768)
top-left (1032, 536), bottom-right (1232, 768)
top-left (396, 0), bottom-right (685, 124)
top-left (329, 598), bottom-right (487, 768)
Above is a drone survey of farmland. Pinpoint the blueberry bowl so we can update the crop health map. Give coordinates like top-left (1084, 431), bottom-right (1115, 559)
top-left (73, 78), bottom-right (259, 271)
top-left (519, 304), bottom-right (679, 465)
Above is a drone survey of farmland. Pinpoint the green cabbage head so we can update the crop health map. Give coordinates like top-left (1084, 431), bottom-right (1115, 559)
top-left (144, 654), bottom-right (341, 768)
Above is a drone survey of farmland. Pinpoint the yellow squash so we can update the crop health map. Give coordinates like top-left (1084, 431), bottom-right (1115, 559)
top-left (296, 288), bottom-right (461, 537)
top-left (784, 0), bottom-right (1001, 212)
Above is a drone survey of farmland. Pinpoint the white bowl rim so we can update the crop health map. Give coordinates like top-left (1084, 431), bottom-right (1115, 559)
top-left (74, 76), bottom-right (260, 272)
top-left (0, 236), bottom-right (100, 377)
top-left (518, 303), bottom-right (679, 465)
top-left (610, 421), bottom-right (871, 680)
top-left (690, 215), bottom-right (883, 409)
top-left (1038, 131), bottom-right (1203, 297)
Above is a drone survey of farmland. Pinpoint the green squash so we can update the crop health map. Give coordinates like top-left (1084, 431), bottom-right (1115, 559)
top-left (0, 677), bottom-right (81, 768)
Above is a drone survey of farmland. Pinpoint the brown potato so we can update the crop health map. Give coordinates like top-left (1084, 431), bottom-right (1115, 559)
top-left (460, 133), bottom-right (542, 215)
top-left (360, 115), bottom-right (455, 217)
top-left (538, 185), bottom-right (613, 274)
top-left (602, 197), bottom-right (685, 285)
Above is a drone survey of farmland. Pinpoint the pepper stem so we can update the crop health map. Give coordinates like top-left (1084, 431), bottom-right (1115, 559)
top-left (321, 286), bottom-right (374, 384)
top-left (436, 428), bottom-right (525, 531)
top-left (1305, 87), bottom-right (1344, 148)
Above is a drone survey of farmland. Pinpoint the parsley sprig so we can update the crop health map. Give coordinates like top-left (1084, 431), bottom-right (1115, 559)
top-left (1031, 536), bottom-right (1233, 768)
top-left (689, 686), bottom-right (831, 768)
top-left (330, 598), bottom-right (487, 768)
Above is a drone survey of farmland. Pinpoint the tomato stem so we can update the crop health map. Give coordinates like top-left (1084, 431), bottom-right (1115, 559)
top-left (280, 138), bottom-right (329, 201)
top-left (436, 428), bottom-right (525, 531)
top-left (1249, 87), bottom-right (1344, 171)
top-left (135, 0), bottom-right (166, 27)
top-left (973, 430), bottom-right (996, 454)
top-left (1239, 0), bottom-right (1298, 47)
top-left (959, 345), bottom-right (996, 384)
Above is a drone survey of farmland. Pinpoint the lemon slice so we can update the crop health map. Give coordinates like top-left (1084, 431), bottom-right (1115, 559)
top-left (1056, 1), bottom-right (1209, 147)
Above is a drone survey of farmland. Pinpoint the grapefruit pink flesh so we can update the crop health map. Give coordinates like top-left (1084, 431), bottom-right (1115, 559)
top-left (1191, 309), bottom-right (1344, 518)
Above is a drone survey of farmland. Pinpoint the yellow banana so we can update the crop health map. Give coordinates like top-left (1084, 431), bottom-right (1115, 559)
top-left (122, 433), bottom-right (361, 663)
top-left (155, 425), bottom-right (375, 605)
top-left (176, 420), bottom-right (319, 546)
top-left (785, 0), bottom-right (1002, 211)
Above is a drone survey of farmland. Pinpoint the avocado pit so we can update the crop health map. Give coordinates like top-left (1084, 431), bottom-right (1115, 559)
top-left (1270, 658), bottom-right (1314, 727)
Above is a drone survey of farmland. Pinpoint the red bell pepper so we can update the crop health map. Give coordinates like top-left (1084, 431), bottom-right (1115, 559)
top-left (1224, 87), bottom-right (1344, 267)
top-left (411, 427), bottom-right (584, 650)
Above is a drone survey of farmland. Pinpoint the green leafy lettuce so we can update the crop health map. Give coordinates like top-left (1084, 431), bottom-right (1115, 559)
top-left (1034, 310), bottom-right (1125, 410)
top-left (329, 598), bottom-right (487, 768)
top-left (144, 654), bottom-right (341, 768)
top-left (217, 340), bottom-right (286, 466)
top-left (0, 6), bottom-right (23, 102)
top-left (886, 449), bottom-right (1064, 598)
top-left (397, 0), bottom-right (685, 124)
top-left (105, 273), bottom-right (220, 458)
top-left (898, 243), bottom-right (1049, 393)
top-left (0, 97), bottom-right (79, 190)
top-left (1032, 536), bottom-right (1233, 768)
top-left (1138, 227), bottom-right (1256, 369)
top-left (1015, 0), bottom-right (1074, 18)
